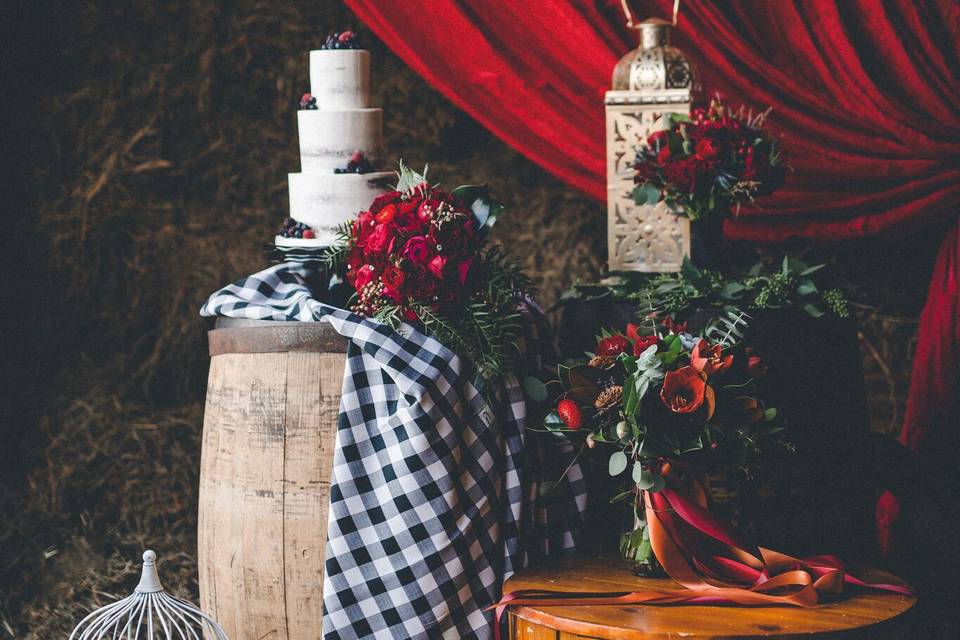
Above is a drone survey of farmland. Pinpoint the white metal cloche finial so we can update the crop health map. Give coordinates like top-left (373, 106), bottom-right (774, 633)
top-left (69, 550), bottom-right (230, 640)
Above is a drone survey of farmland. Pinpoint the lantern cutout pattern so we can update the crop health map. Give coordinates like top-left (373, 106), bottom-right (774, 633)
top-left (69, 550), bottom-right (229, 640)
top-left (606, 17), bottom-right (697, 272)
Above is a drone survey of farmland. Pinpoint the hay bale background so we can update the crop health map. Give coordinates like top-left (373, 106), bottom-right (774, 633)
top-left (0, 1), bottom-right (938, 637)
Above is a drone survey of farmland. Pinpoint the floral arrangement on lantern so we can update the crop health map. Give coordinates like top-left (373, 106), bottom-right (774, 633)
top-left (325, 162), bottom-right (531, 379)
top-left (634, 97), bottom-right (786, 220)
top-left (538, 312), bottom-right (783, 572)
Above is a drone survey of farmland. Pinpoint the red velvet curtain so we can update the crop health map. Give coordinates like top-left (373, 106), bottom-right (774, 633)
top-left (346, 0), bottom-right (960, 551)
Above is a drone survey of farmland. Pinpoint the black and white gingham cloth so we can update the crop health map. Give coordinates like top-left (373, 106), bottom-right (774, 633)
top-left (201, 263), bottom-right (587, 639)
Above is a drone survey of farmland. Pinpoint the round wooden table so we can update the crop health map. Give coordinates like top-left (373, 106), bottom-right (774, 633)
top-left (503, 555), bottom-right (916, 639)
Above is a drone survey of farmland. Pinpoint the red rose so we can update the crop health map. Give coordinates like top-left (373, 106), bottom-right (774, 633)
top-left (353, 263), bottom-right (378, 291)
top-left (595, 335), bottom-right (631, 356)
top-left (660, 366), bottom-right (715, 418)
top-left (402, 236), bottom-right (432, 265)
top-left (365, 223), bottom-right (395, 254)
top-left (382, 264), bottom-right (406, 294)
top-left (695, 137), bottom-right (724, 163)
top-left (690, 339), bottom-right (733, 376)
top-left (427, 254), bottom-right (448, 279)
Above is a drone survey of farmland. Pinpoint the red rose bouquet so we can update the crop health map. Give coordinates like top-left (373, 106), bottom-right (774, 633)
top-left (634, 97), bottom-right (786, 220)
top-left (325, 162), bottom-right (532, 379)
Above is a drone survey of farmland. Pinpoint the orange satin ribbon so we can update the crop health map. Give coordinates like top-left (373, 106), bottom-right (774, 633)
top-left (489, 470), bottom-right (913, 640)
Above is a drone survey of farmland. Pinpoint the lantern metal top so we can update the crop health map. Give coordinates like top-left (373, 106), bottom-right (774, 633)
top-left (607, 13), bottom-right (696, 105)
top-left (69, 550), bottom-right (230, 640)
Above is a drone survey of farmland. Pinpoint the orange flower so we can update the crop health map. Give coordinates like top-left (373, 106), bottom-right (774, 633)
top-left (660, 366), bottom-right (715, 419)
top-left (690, 340), bottom-right (733, 376)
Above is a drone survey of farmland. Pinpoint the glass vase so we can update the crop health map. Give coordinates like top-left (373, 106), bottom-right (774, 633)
top-left (619, 491), bottom-right (666, 577)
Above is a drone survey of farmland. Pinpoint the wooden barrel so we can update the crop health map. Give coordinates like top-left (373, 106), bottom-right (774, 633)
top-left (198, 318), bottom-right (348, 640)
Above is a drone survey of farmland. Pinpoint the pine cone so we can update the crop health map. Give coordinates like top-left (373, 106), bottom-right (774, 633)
top-left (594, 385), bottom-right (623, 410)
top-left (588, 354), bottom-right (616, 369)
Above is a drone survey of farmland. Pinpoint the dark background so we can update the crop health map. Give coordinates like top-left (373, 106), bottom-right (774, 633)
top-left (0, 1), bottom-right (940, 637)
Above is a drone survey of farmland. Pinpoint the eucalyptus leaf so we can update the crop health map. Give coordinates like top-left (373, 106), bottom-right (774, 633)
top-left (800, 264), bottom-right (826, 276)
top-left (608, 451), bottom-right (629, 476)
top-left (796, 281), bottom-right (818, 296)
top-left (764, 407), bottom-right (778, 421)
top-left (522, 376), bottom-right (549, 402)
top-left (640, 183), bottom-right (661, 205)
top-left (803, 303), bottom-right (826, 318)
top-left (633, 464), bottom-right (655, 489)
top-left (610, 489), bottom-right (634, 504)
top-left (634, 185), bottom-right (649, 205)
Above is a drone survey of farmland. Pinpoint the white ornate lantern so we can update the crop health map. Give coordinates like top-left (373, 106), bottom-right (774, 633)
top-left (606, 15), bottom-right (697, 272)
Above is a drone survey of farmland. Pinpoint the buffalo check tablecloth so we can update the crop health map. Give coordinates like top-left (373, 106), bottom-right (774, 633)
top-left (201, 262), bottom-right (587, 639)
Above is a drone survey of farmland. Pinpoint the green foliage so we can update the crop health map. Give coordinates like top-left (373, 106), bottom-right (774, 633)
top-left (560, 256), bottom-right (849, 323)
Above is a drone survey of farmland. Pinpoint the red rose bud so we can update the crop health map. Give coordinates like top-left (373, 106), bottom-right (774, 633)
top-left (350, 150), bottom-right (364, 163)
top-left (300, 92), bottom-right (313, 106)
top-left (595, 335), bottom-right (631, 356)
top-left (338, 30), bottom-right (355, 43)
top-left (302, 229), bottom-right (315, 239)
top-left (557, 399), bottom-right (583, 430)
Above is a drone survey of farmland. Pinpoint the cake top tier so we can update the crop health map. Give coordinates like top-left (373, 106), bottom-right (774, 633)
top-left (309, 49), bottom-right (371, 110)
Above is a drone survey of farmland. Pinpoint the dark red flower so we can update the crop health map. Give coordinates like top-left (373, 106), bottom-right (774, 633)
top-left (382, 264), bottom-right (406, 294)
top-left (662, 157), bottom-right (700, 194)
top-left (375, 203), bottom-right (397, 224)
top-left (457, 258), bottom-right (473, 285)
top-left (353, 263), bottom-right (378, 290)
top-left (402, 236), bottom-right (432, 265)
top-left (353, 211), bottom-right (377, 247)
top-left (595, 335), bottom-right (631, 356)
top-left (407, 268), bottom-right (438, 298)
top-left (647, 130), bottom-right (669, 150)
top-left (365, 222), bottom-right (395, 254)
top-left (690, 340), bottom-right (733, 376)
top-left (660, 366), bottom-right (715, 418)
top-left (370, 191), bottom-right (400, 213)
top-left (696, 137), bottom-right (724, 163)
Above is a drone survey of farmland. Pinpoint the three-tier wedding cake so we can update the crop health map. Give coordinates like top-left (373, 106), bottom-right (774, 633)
top-left (275, 32), bottom-right (392, 254)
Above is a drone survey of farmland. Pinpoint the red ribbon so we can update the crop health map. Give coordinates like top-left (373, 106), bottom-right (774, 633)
top-left (489, 471), bottom-right (913, 640)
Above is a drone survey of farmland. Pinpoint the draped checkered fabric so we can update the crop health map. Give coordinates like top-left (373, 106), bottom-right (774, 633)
top-left (201, 263), bottom-right (586, 638)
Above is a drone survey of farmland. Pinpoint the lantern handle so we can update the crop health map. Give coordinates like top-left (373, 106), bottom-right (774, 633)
top-left (620, 0), bottom-right (681, 28)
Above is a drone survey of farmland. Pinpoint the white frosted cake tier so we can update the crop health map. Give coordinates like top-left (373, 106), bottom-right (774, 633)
top-left (310, 49), bottom-right (369, 109)
top-left (280, 171), bottom-right (394, 246)
top-left (297, 108), bottom-right (383, 173)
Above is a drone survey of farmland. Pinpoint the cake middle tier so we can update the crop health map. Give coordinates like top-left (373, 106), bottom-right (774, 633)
top-left (298, 108), bottom-right (383, 173)
top-left (285, 171), bottom-right (394, 245)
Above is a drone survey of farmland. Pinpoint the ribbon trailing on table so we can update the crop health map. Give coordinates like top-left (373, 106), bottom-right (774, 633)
top-left (489, 467), bottom-right (913, 640)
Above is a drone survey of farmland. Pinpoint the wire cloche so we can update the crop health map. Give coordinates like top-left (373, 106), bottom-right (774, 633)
top-left (69, 550), bottom-right (229, 640)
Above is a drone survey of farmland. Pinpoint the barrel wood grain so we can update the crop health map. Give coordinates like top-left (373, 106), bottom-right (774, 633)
top-left (199, 323), bottom-right (346, 640)
top-left (505, 555), bottom-right (916, 640)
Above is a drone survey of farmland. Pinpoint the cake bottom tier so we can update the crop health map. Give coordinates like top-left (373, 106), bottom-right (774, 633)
top-left (282, 171), bottom-right (393, 246)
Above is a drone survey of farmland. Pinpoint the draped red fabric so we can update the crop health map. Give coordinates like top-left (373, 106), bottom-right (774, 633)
top-left (346, 0), bottom-right (960, 552)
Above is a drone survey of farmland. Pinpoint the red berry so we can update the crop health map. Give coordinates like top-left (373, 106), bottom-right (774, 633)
top-left (339, 31), bottom-right (354, 43)
top-left (301, 92), bottom-right (312, 103)
top-left (350, 150), bottom-right (364, 163)
top-left (303, 229), bottom-right (315, 239)
top-left (557, 399), bottom-right (583, 430)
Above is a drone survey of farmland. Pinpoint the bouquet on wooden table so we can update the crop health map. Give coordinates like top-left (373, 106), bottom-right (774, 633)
top-left (324, 162), bottom-right (532, 379)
